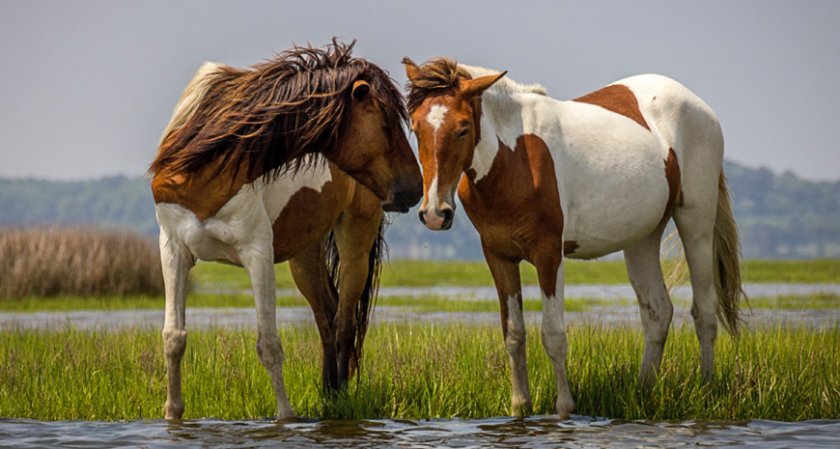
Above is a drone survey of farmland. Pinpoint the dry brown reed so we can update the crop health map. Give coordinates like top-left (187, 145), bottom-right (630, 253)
top-left (0, 227), bottom-right (163, 298)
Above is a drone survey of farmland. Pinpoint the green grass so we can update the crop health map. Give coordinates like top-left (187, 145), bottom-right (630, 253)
top-left (746, 293), bottom-right (840, 310)
top-left (190, 259), bottom-right (631, 288)
top-left (1, 324), bottom-right (837, 421)
top-left (741, 259), bottom-right (840, 283)
top-left (189, 259), bottom-right (840, 290)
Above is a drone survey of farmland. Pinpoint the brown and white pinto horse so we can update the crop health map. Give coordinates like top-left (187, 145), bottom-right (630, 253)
top-left (403, 57), bottom-right (744, 418)
top-left (148, 41), bottom-right (421, 420)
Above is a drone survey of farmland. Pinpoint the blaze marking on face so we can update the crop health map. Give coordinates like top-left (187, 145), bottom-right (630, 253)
top-left (426, 176), bottom-right (440, 210)
top-left (426, 104), bottom-right (449, 132)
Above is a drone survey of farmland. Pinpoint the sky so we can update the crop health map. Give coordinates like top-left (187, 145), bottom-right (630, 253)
top-left (0, 1), bottom-right (838, 181)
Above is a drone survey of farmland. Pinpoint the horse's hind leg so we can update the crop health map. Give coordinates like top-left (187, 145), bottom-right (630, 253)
top-left (623, 225), bottom-right (674, 386)
top-left (240, 243), bottom-right (294, 419)
top-left (159, 228), bottom-right (194, 420)
top-left (673, 197), bottom-right (718, 382)
top-left (289, 240), bottom-right (340, 391)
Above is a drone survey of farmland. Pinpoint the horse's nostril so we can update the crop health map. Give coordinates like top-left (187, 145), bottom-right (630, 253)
top-left (418, 210), bottom-right (427, 224)
top-left (441, 208), bottom-right (453, 229)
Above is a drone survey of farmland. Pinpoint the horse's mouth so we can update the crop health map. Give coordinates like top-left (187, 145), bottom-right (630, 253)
top-left (381, 190), bottom-right (421, 213)
top-left (382, 198), bottom-right (411, 213)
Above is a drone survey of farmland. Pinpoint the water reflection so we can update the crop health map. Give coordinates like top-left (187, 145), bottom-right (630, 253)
top-left (2, 416), bottom-right (838, 449)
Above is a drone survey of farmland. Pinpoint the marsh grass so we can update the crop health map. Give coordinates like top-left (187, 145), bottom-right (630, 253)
top-left (190, 259), bottom-right (632, 289)
top-left (1, 324), bottom-right (837, 421)
top-left (0, 227), bottom-right (163, 298)
top-left (1, 292), bottom-right (836, 313)
top-left (190, 259), bottom-right (840, 291)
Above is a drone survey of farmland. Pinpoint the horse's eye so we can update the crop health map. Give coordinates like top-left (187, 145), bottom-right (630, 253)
top-left (457, 128), bottom-right (469, 139)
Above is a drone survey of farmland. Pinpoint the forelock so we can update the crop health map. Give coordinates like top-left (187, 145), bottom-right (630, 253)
top-left (405, 58), bottom-right (472, 114)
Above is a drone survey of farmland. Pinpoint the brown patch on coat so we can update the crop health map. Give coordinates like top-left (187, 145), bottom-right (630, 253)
top-left (151, 156), bottom-right (253, 221)
top-left (563, 241), bottom-right (579, 256)
top-left (661, 148), bottom-right (682, 225)
top-left (574, 84), bottom-right (650, 131)
top-left (271, 164), bottom-right (354, 262)
top-left (459, 134), bottom-right (565, 297)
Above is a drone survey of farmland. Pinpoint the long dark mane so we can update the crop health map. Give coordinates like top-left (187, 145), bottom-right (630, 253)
top-left (403, 57), bottom-right (471, 114)
top-left (149, 39), bottom-right (407, 181)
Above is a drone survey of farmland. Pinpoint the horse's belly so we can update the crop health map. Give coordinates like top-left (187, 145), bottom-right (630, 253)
top-left (564, 189), bottom-right (666, 259)
top-left (554, 129), bottom-right (670, 259)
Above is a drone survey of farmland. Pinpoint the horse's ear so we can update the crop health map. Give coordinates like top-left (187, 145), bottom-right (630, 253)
top-left (402, 57), bottom-right (421, 82)
top-left (460, 71), bottom-right (507, 98)
top-left (352, 80), bottom-right (371, 102)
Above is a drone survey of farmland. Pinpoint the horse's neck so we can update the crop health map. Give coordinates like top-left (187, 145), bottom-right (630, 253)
top-left (469, 93), bottom-right (525, 181)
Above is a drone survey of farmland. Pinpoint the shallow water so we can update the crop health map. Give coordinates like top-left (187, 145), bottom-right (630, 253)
top-left (3, 283), bottom-right (839, 331)
top-left (1, 416), bottom-right (838, 448)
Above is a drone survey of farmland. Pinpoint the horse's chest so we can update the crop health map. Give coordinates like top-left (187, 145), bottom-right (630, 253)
top-left (459, 134), bottom-right (567, 262)
top-left (460, 187), bottom-right (564, 262)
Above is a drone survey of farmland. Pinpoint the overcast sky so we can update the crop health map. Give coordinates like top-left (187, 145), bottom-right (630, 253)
top-left (0, 1), bottom-right (838, 181)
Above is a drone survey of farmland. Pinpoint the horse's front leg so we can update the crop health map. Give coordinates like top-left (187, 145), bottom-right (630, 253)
top-left (241, 245), bottom-right (294, 420)
top-left (483, 243), bottom-right (531, 416)
top-left (288, 241), bottom-right (339, 391)
top-left (159, 228), bottom-right (194, 420)
top-left (332, 207), bottom-right (382, 387)
top-left (535, 253), bottom-right (574, 419)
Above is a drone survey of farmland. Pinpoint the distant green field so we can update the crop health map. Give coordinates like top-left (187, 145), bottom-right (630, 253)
top-left (1, 324), bottom-right (836, 421)
top-left (191, 258), bottom-right (840, 290)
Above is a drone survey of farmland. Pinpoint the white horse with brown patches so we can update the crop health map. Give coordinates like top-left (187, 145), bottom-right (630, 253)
top-left (148, 41), bottom-right (422, 421)
top-left (403, 57), bottom-right (744, 418)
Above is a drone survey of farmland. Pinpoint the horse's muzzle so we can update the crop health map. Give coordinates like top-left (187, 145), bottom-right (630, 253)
top-left (419, 206), bottom-right (454, 231)
top-left (382, 188), bottom-right (422, 213)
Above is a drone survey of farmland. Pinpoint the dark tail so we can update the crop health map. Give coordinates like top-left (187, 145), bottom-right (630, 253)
top-left (324, 220), bottom-right (386, 377)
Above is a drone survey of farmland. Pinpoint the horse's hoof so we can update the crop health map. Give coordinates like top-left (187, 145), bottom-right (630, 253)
top-left (274, 405), bottom-right (296, 422)
top-left (555, 401), bottom-right (575, 420)
top-left (511, 398), bottom-right (533, 417)
top-left (164, 401), bottom-right (185, 420)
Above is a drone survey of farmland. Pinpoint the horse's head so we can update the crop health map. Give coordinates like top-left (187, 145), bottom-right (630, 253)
top-left (333, 79), bottom-right (423, 213)
top-left (403, 57), bottom-right (506, 230)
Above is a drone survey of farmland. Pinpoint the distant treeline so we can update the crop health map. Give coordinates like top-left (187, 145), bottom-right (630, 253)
top-left (1, 160), bottom-right (838, 259)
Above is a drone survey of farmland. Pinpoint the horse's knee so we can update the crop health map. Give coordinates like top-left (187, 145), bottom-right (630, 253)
top-left (162, 329), bottom-right (187, 360)
top-left (541, 325), bottom-right (567, 360)
top-left (256, 333), bottom-right (284, 368)
top-left (505, 325), bottom-right (526, 355)
top-left (335, 323), bottom-right (355, 348)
